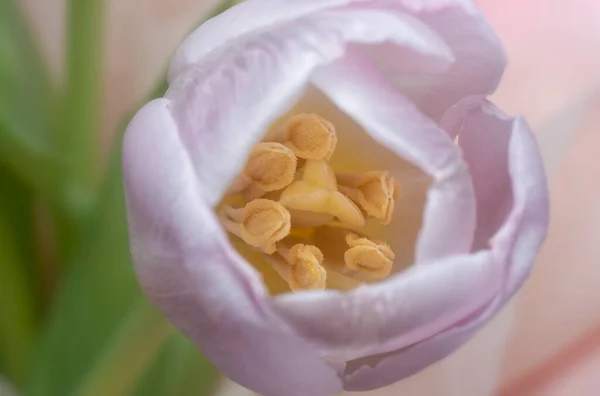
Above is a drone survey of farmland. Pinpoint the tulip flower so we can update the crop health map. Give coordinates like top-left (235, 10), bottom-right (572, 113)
top-left (122, 1), bottom-right (549, 395)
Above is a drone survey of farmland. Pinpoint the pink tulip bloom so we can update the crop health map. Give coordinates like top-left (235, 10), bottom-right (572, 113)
top-left (122, 1), bottom-right (549, 395)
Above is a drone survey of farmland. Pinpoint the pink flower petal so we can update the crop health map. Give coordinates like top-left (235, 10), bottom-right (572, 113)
top-left (165, 7), bottom-right (452, 205)
top-left (444, 97), bottom-right (548, 305)
top-left (170, 0), bottom-right (505, 121)
top-left (123, 99), bottom-right (342, 396)
top-left (340, 98), bottom-right (548, 391)
top-left (273, 251), bottom-right (502, 363)
top-left (442, 96), bottom-right (513, 250)
top-left (366, 0), bottom-right (506, 120)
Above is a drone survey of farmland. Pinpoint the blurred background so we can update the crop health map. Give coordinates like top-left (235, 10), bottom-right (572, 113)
top-left (1, 0), bottom-right (600, 395)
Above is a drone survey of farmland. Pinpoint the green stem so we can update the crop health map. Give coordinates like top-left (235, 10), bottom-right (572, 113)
top-left (73, 301), bottom-right (174, 396)
top-left (62, 0), bottom-right (104, 204)
top-left (56, 0), bottom-right (104, 256)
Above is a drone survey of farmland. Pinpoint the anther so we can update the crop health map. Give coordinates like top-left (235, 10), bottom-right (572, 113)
top-left (277, 242), bottom-right (327, 291)
top-left (231, 142), bottom-right (297, 199)
top-left (314, 227), bottom-right (395, 282)
top-left (279, 160), bottom-right (365, 228)
top-left (220, 199), bottom-right (291, 254)
top-left (282, 114), bottom-right (338, 160)
top-left (337, 171), bottom-right (400, 224)
top-left (344, 233), bottom-right (394, 280)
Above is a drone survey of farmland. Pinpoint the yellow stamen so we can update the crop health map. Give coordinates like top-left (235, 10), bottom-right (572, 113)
top-left (344, 233), bottom-right (394, 280)
top-left (313, 227), bottom-right (394, 282)
top-left (282, 113), bottom-right (338, 160)
top-left (277, 242), bottom-right (327, 291)
top-left (221, 199), bottom-right (291, 254)
top-left (337, 171), bottom-right (400, 225)
top-left (279, 160), bottom-right (365, 228)
top-left (221, 114), bottom-right (401, 294)
top-left (231, 142), bottom-right (297, 198)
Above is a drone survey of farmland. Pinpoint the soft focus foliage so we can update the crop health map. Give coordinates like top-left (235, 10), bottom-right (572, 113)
top-left (0, 1), bottom-right (222, 395)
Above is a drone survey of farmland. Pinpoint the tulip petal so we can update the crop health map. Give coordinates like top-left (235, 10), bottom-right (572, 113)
top-left (165, 8), bottom-right (453, 206)
top-left (340, 99), bottom-right (549, 391)
top-left (391, 0), bottom-right (506, 120)
top-left (442, 96), bottom-right (513, 250)
top-left (312, 48), bottom-right (476, 261)
top-left (123, 99), bottom-right (342, 396)
top-left (273, 251), bottom-right (502, 362)
top-left (170, 0), bottom-right (505, 121)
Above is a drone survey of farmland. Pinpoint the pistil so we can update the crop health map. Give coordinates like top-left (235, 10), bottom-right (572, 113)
top-left (279, 160), bottom-right (365, 228)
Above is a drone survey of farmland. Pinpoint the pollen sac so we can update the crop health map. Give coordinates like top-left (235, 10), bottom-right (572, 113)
top-left (279, 160), bottom-right (365, 228)
top-left (283, 114), bottom-right (338, 160)
top-left (239, 199), bottom-right (291, 254)
top-left (285, 244), bottom-right (327, 291)
top-left (339, 171), bottom-right (400, 225)
top-left (344, 233), bottom-right (394, 280)
top-left (243, 142), bottom-right (298, 192)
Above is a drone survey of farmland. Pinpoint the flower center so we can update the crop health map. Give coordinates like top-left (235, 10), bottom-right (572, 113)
top-left (219, 114), bottom-right (400, 292)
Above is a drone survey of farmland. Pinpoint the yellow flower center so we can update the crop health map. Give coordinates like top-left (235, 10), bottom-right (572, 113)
top-left (219, 114), bottom-right (400, 292)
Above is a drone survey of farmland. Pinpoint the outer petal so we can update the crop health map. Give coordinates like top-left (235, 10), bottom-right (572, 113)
top-left (169, 0), bottom-right (505, 121)
top-left (500, 98), bottom-right (600, 391)
top-left (165, 8), bottom-right (452, 205)
top-left (271, 49), bottom-right (483, 362)
top-left (341, 98), bottom-right (549, 391)
top-left (122, 99), bottom-right (342, 396)
top-left (273, 251), bottom-right (502, 362)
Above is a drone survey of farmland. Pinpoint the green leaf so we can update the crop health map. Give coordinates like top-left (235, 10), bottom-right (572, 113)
top-left (0, 123), bottom-right (64, 202)
top-left (0, 0), bottom-right (62, 199)
top-left (133, 332), bottom-right (217, 396)
top-left (73, 301), bottom-right (173, 396)
top-left (0, 164), bottom-right (37, 274)
top-left (0, 168), bottom-right (37, 387)
top-left (24, 149), bottom-right (142, 396)
top-left (25, 131), bottom-right (217, 396)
